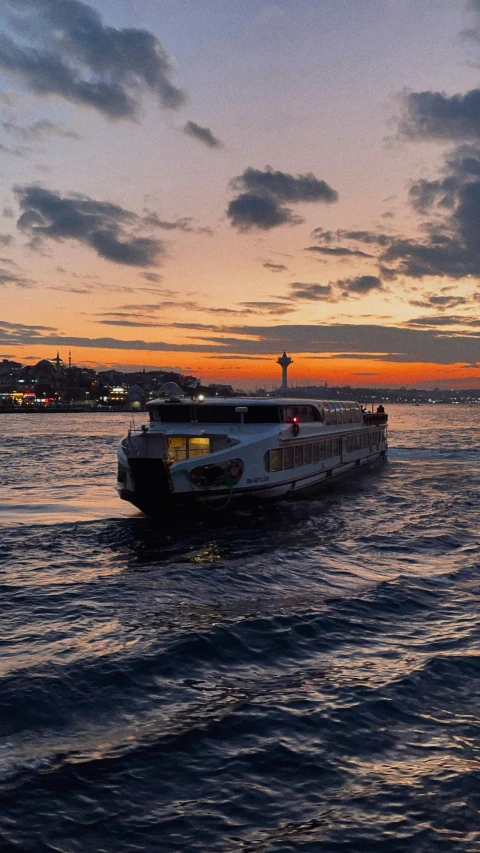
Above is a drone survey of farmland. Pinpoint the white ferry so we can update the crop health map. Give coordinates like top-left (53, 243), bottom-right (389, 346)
top-left (116, 396), bottom-right (388, 515)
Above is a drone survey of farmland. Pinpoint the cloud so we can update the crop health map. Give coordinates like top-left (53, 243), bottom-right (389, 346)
top-left (1, 318), bottom-right (478, 365)
top-left (0, 267), bottom-right (33, 287)
top-left (0, 0), bottom-right (185, 119)
top-left (183, 121), bottom-right (222, 148)
top-left (1, 119), bottom-right (81, 141)
top-left (338, 275), bottom-right (383, 295)
top-left (227, 166), bottom-right (338, 230)
top-left (263, 262), bottom-right (288, 272)
top-left (408, 293), bottom-right (469, 311)
top-left (289, 276), bottom-right (383, 302)
top-left (406, 314), bottom-right (480, 327)
top-left (397, 89), bottom-right (480, 141)
top-left (380, 146), bottom-right (480, 278)
top-left (290, 282), bottom-right (334, 301)
top-left (305, 245), bottom-right (373, 258)
top-left (142, 211), bottom-right (212, 235)
top-left (14, 185), bottom-right (165, 266)
top-left (311, 228), bottom-right (393, 247)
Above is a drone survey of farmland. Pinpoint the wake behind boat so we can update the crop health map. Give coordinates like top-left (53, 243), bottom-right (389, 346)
top-left (116, 396), bottom-right (388, 515)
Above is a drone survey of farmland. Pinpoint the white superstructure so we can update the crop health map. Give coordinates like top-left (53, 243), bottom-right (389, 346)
top-left (116, 397), bottom-right (388, 515)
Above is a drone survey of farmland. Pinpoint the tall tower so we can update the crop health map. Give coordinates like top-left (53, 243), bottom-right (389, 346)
top-left (277, 351), bottom-right (293, 390)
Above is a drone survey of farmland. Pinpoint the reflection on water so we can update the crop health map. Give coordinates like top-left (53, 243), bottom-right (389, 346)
top-left (0, 407), bottom-right (479, 852)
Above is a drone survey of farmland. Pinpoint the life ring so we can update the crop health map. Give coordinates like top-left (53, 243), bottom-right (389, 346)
top-left (292, 422), bottom-right (300, 437)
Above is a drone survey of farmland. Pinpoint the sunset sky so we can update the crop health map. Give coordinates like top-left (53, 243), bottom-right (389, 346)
top-left (1, 0), bottom-right (480, 388)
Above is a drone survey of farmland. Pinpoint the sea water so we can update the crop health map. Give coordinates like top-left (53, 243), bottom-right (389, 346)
top-left (0, 406), bottom-right (479, 852)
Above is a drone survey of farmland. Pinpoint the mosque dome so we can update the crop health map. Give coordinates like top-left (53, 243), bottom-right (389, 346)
top-left (158, 381), bottom-right (184, 398)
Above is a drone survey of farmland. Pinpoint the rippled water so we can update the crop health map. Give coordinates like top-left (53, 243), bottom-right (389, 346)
top-left (0, 406), bottom-right (479, 852)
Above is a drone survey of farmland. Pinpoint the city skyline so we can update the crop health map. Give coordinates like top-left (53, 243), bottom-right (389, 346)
top-left (1, 0), bottom-right (480, 389)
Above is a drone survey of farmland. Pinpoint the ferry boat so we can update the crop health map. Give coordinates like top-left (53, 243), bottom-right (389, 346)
top-left (116, 396), bottom-right (388, 515)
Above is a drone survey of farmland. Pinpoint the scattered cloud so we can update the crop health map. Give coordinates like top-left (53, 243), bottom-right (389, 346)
top-left (289, 276), bottom-right (383, 302)
top-left (290, 282), bottom-right (333, 301)
top-left (14, 185), bottom-right (165, 266)
top-left (263, 262), bottom-right (288, 272)
top-left (305, 245), bottom-right (373, 258)
top-left (183, 121), bottom-right (222, 148)
top-left (227, 166), bottom-right (338, 230)
top-left (1, 119), bottom-right (81, 141)
top-left (143, 211), bottom-right (212, 235)
top-left (0, 0), bottom-right (185, 120)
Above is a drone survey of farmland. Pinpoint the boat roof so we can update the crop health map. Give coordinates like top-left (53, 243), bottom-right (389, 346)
top-left (147, 396), bottom-right (361, 408)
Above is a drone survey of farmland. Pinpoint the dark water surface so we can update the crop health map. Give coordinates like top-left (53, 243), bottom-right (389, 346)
top-left (1, 406), bottom-right (479, 852)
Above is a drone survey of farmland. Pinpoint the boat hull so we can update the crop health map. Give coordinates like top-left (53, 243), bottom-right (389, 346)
top-left (118, 448), bottom-right (387, 516)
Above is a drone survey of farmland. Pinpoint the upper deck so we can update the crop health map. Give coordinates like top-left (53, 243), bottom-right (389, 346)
top-left (147, 397), bottom-right (371, 428)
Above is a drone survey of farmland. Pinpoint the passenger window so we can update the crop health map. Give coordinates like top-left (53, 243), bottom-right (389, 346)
top-left (319, 441), bottom-right (326, 460)
top-left (168, 436), bottom-right (188, 461)
top-left (304, 444), bottom-right (312, 465)
top-left (270, 449), bottom-right (283, 472)
top-left (295, 446), bottom-right (304, 467)
top-left (325, 439), bottom-right (332, 457)
top-left (189, 437), bottom-right (210, 458)
top-left (284, 447), bottom-right (294, 469)
top-left (312, 443), bottom-right (319, 463)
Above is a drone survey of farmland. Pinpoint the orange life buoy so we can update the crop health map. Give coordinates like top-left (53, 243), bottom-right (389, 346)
top-left (292, 422), bottom-right (299, 437)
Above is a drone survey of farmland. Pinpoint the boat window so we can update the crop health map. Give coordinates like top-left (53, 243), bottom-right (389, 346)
top-left (189, 437), bottom-right (210, 458)
top-left (304, 444), bottom-right (312, 465)
top-left (151, 405), bottom-right (192, 422)
top-left (295, 446), bottom-right (304, 467)
top-left (319, 441), bottom-right (326, 460)
top-left (327, 403), bottom-right (337, 426)
top-left (280, 405), bottom-right (319, 423)
top-left (270, 449), bottom-right (283, 472)
top-left (283, 447), bottom-right (294, 469)
top-left (325, 439), bottom-right (332, 457)
top-left (195, 405), bottom-right (280, 424)
top-left (167, 436), bottom-right (211, 461)
top-left (332, 438), bottom-right (340, 456)
top-left (151, 404), bottom-right (281, 424)
top-left (312, 443), bottom-right (319, 463)
top-left (168, 436), bottom-right (188, 461)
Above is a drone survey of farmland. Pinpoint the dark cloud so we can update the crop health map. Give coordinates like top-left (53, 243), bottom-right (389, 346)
top-left (238, 301), bottom-right (295, 315)
top-left (289, 276), bottom-right (383, 302)
top-left (227, 191), bottom-right (299, 230)
top-left (227, 167), bottom-right (338, 231)
top-left (310, 227), bottom-right (392, 247)
top-left (1, 119), bottom-right (81, 141)
top-left (408, 293), bottom-right (469, 310)
top-left (338, 275), bottom-right (383, 295)
top-left (290, 282), bottom-right (334, 300)
top-left (14, 185), bottom-right (164, 266)
top-left (1, 318), bottom-right (478, 365)
top-left (305, 245), bottom-right (373, 258)
top-left (183, 121), bottom-right (221, 148)
top-left (0, 0), bottom-right (185, 119)
top-left (398, 89), bottom-right (480, 141)
top-left (263, 262), bottom-right (288, 272)
top-left (406, 314), bottom-right (480, 327)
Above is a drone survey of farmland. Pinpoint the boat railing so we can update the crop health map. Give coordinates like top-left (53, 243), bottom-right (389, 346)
top-left (363, 412), bottom-right (388, 426)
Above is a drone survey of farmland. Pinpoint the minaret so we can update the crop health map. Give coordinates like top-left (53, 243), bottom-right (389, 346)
top-left (69, 351), bottom-right (72, 368)
top-left (55, 351), bottom-right (61, 373)
top-left (277, 351), bottom-right (293, 391)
